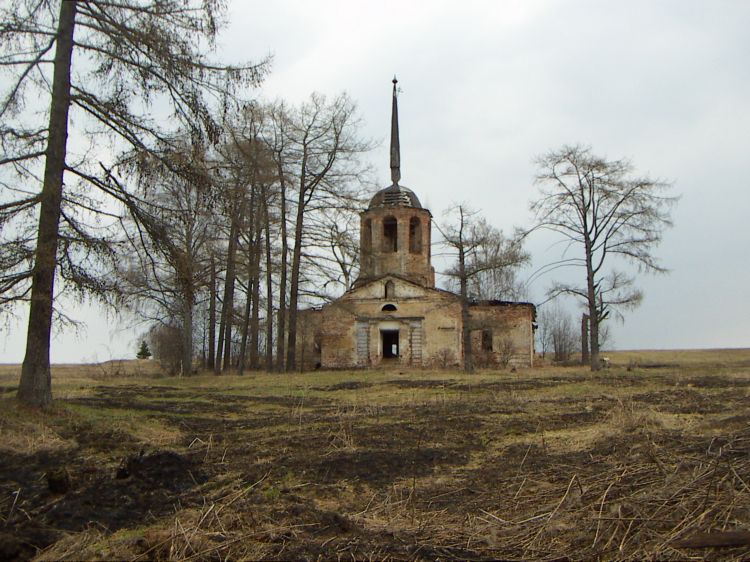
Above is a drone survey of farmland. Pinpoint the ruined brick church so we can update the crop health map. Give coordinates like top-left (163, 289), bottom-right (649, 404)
top-left (296, 79), bottom-right (535, 369)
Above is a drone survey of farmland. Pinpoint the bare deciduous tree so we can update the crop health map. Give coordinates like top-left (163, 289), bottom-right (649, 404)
top-left (464, 221), bottom-right (529, 302)
top-left (537, 303), bottom-right (579, 362)
top-left (281, 93), bottom-right (372, 371)
top-left (118, 140), bottom-right (214, 376)
top-left (439, 205), bottom-right (529, 373)
top-left (218, 108), bottom-right (276, 374)
top-left (302, 208), bottom-right (363, 301)
top-left (531, 144), bottom-right (676, 371)
top-left (266, 102), bottom-right (292, 371)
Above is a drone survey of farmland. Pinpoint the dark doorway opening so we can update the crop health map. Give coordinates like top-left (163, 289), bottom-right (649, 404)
top-left (381, 330), bottom-right (399, 358)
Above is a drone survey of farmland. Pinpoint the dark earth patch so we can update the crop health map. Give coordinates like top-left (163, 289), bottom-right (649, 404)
top-left (313, 380), bottom-right (374, 391)
top-left (383, 378), bottom-right (456, 389)
top-left (1, 443), bottom-right (205, 561)
top-left (313, 446), bottom-right (469, 485)
top-left (632, 388), bottom-right (739, 414)
top-left (681, 375), bottom-right (750, 389)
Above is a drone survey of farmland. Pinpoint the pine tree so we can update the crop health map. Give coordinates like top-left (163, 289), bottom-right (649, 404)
top-left (136, 341), bottom-right (152, 360)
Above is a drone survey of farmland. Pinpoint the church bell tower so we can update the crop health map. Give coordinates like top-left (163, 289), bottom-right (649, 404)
top-left (356, 78), bottom-right (435, 288)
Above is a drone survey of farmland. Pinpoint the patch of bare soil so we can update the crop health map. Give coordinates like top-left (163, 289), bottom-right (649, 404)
top-left (632, 388), bottom-right (740, 414)
top-left (1, 439), bottom-right (205, 561)
top-left (314, 447), bottom-right (470, 486)
top-left (383, 378), bottom-right (456, 389)
top-left (682, 375), bottom-right (750, 389)
top-left (313, 381), bottom-right (374, 391)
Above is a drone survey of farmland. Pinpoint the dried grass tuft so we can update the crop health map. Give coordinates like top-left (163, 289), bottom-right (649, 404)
top-left (605, 398), bottom-right (664, 435)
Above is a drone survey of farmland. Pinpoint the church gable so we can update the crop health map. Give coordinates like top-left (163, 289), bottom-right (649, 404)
top-left (343, 275), bottom-right (452, 303)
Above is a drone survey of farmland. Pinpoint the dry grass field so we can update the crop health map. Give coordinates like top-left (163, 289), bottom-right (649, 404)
top-left (1, 349), bottom-right (749, 560)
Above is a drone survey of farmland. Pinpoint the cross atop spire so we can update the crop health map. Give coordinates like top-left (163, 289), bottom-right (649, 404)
top-left (390, 76), bottom-right (401, 185)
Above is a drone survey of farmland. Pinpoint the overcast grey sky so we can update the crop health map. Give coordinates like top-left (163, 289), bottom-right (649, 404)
top-left (2, 0), bottom-right (748, 363)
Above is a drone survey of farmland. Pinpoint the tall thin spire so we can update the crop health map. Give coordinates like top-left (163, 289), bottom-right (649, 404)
top-left (390, 76), bottom-right (401, 185)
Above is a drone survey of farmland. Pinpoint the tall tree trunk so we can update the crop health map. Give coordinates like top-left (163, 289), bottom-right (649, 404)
top-left (237, 275), bottom-right (252, 375)
top-left (216, 206), bottom-right (240, 373)
top-left (207, 255), bottom-right (216, 369)
top-left (179, 225), bottom-right (195, 376)
top-left (18, 1), bottom-right (77, 407)
top-left (275, 163), bottom-right (288, 371)
top-left (584, 238), bottom-right (601, 371)
top-left (215, 281), bottom-right (226, 372)
top-left (459, 242), bottom-right (474, 374)
top-left (286, 172), bottom-right (307, 371)
top-left (454, 207), bottom-right (473, 373)
top-left (222, 226), bottom-right (238, 372)
top-left (249, 209), bottom-right (263, 369)
top-left (263, 190), bottom-right (274, 372)
top-left (238, 187), bottom-right (256, 376)
top-left (581, 313), bottom-right (590, 365)
top-left (181, 287), bottom-right (194, 376)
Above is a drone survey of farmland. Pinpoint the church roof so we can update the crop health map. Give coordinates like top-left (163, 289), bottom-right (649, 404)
top-left (367, 183), bottom-right (422, 209)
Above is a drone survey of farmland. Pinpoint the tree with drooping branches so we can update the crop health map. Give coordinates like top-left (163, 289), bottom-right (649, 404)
top-left (1, 0), bottom-right (268, 405)
top-left (531, 144), bottom-right (677, 371)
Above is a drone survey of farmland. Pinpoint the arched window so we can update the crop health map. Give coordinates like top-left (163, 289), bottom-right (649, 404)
top-left (382, 304), bottom-right (397, 312)
top-left (409, 216), bottom-right (422, 254)
top-left (383, 216), bottom-right (397, 252)
top-left (362, 218), bottom-right (372, 254)
top-left (385, 280), bottom-right (395, 299)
